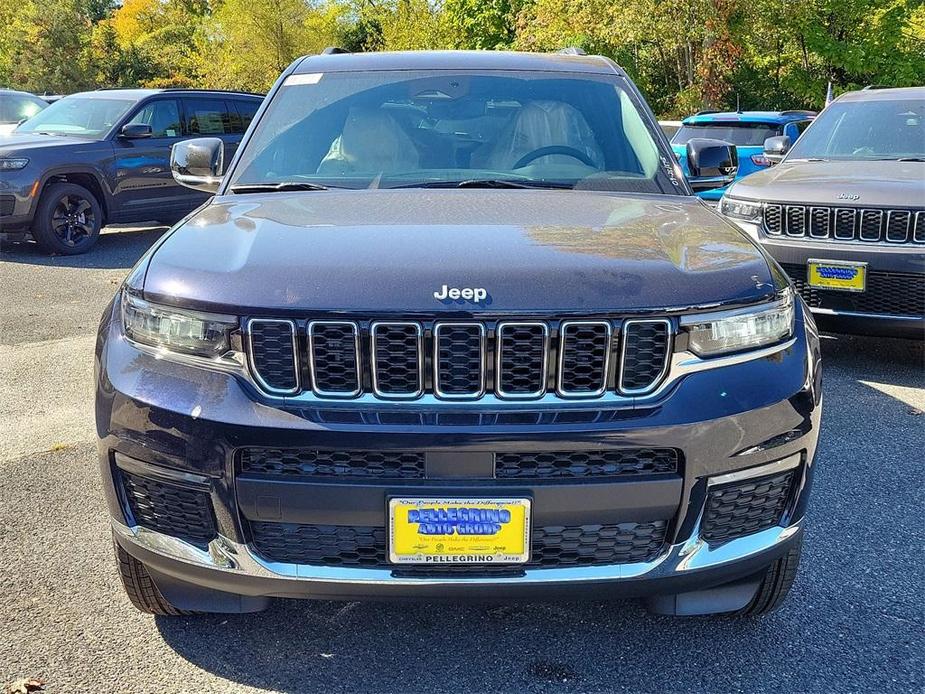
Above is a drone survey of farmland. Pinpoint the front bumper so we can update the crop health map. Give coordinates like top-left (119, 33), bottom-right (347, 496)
top-left (734, 221), bottom-right (925, 339)
top-left (96, 297), bottom-right (821, 606)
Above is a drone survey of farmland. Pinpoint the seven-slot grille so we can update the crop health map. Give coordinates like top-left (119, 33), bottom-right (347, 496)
top-left (246, 318), bottom-right (673, 401)
top-left (764, 204), bottom-right (925, 244)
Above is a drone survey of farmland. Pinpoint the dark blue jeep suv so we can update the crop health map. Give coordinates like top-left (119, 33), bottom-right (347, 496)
top-left (96, 50), bottom-right (822, 617)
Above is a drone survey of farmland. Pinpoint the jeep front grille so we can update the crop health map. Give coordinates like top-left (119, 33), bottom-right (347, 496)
top-left (245, 317), bottom-right (673, 401)
top-left (763, 204), bottom-right (925, 244)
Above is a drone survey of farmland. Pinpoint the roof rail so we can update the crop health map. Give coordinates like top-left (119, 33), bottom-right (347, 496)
top-left (161, 87), bottom-right (265, 97)
top-left (780, 109), bottom-right (817, 116)
top-left (321, 46), bottom-right (350, 55)
top-left (558, 47), bottom-right (587, 56)
top-left (861, 85), bottom-right (891, 90)
top-left (694, 110), bottom-right (720, 116)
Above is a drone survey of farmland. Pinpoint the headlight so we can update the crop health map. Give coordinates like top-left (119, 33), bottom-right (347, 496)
top-left (719, 196), bottom-right (762, 223)
top-left (0, 158), bottom-right (29, 171)
top-left (121, 292), bottom-right (237, 358)
top-left (682, 291), bottom-right (794, 357)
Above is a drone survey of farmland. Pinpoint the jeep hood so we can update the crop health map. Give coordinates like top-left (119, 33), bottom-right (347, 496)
top-left (0, 132), bottom-right (106, 155)
top-left (143, 190), bottom-right (775, 313)
top-left (728, 159), bottom-right (925, 208)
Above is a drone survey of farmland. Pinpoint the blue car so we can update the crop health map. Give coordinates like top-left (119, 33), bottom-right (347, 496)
top-left (672, 110), bottom-right (816, 202)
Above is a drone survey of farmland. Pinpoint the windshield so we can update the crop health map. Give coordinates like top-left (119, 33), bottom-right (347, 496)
top-left (229, 70), bottom-right (678, 194)
top-left (788, 97), bottom-right (925, 161)
top-left (16, 97), bottom-right (134, 138)
top-left (0, 93), bottom-right (47, 125)
top-left (672, 123), bottom-right (781, 146)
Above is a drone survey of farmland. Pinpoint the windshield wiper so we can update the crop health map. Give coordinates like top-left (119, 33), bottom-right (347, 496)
top-left (389, 179), bottom-right (572, 190)
top-left (892, 157), bottom-right (925, 162)
top-left (229, 181), bottom-right (331, 193)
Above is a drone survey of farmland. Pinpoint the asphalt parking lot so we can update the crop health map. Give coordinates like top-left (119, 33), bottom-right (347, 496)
top-left (1, 227), bottom-right (923, 694)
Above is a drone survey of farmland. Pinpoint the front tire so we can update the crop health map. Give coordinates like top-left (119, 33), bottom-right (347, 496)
top-left (31, 182), bottom-right (103, 255)
top-left (113, 537), bottom-right (196, 616)
top-left (736, 540), bottom-right (802, 616)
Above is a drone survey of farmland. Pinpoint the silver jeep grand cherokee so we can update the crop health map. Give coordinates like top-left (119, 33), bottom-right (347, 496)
top-left (719, 87), bottom-right (924, 339)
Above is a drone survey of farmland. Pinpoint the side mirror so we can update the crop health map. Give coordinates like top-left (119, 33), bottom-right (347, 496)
top-left (171, 138), bottom-right (224, 193)
top-left (763, 135), bottom-right (791, 165)
top-left (120, 123), bottom-right (153, 139)
top-left (686, 138), bottom-right (738, 192)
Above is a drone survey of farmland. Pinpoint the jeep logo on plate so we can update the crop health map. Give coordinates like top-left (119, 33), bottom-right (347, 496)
top-left (434, 284), bottom-right (489, 304)
top-left (836, 193), bottom-right (860, 200)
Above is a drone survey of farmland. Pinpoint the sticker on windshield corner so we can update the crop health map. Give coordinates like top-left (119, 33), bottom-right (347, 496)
top-left (660, 155), bottom-right (681, 186)
top-left (284, 73), bottom-right (323, 86)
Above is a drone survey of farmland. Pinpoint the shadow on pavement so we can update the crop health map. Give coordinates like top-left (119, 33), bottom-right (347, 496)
top-left (0, 225), bottom-right (167, 270)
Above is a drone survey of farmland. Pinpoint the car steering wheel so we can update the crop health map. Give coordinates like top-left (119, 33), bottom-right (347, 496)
top-left (512, 146), bottom-right (596, 169)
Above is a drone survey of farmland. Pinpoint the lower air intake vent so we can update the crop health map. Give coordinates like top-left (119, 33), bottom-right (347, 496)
top-left (496, 448), bottom-right (679, 479)
top-left (701, 469), bottom-right (795, 542)
top-left (619, 319), bottom-right (671, 394)
top-left (120, 472), bottom-right (216, 546)
top-left (247, 320), bottom-right (298, 393)
top-left (239, 448), bottom-right (426, 479)
top-left (249, 521), bottom-right (668, 568)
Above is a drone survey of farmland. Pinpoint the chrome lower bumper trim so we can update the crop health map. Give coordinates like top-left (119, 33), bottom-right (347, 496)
top-left (807, 307), bottom-right (923, 322)
top-left (112, 518), bottom-right (802, 587)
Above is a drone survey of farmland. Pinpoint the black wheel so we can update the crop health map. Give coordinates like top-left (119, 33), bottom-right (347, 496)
top-left (31, 182), bottom-right (102, 255)
top-left (113, 536), bottom-right (197, 616)
top-left (736, 540), bottom-right (802, 616)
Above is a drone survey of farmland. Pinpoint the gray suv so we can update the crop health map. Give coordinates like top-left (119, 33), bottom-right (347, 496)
top-left (719, 87), bottom-right (924, 338)
top-left (0, 88), bottom-right (262, 254)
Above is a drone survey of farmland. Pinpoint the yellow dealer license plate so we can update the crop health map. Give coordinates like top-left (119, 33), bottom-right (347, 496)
top-left (807, 259), bottom-right (867, 292)
top-left (388, 498), bottom-right (531, 565)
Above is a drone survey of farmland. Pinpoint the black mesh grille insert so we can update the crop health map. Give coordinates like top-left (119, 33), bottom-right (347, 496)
top-left (701, 469), bottom-right (795, 542)
top-left (249, 521), bottom-right (668, 568)
top-left (833, 208), bottom-right (857, 239)
top-left (620, 321), bottom-right (670, 393)
top-left (434, 323), bottom-right (484, 397)
top-left (783, 263), bottom-right (925, 317)
top-left (496, 448), bottom-right (679, 479)
top-left (309, 322), bottom-right (359, 395)
top-left (785, 205), bottom-right (806, 236)
top-left (809, 207), bottom-right (830, 237)
top-left (497, 323), bottom-right (547, 396)
top-left (248, 320), bottom-right (298, 392)
top-left (559, 322), bottom-right (610, 395)
top-left (859, 210), bottom-right (883, 241)
top-left (0, 195), bottom-right (14, 217)
top-left (120, 471), bottom-right (215, 546)
top-left (372, 323), bottom-right (421, 396)
top-left (764, 204), bottom-right (783, 234)
top-left (886, 210), bottom-right (911, 243)
top-left (239, 448), bottom-right (425, 479)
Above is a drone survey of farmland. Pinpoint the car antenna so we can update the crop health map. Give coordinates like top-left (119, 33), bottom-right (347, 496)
top-left (736, 94), bottom-right (741, 113)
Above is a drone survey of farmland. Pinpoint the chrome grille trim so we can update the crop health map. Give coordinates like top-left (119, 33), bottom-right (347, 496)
top-left (808, 207), bottom-right (830, 238)
top-left (495, 321), bottom-right (549, 400)
top-left (762, 204), bottom-right (924, 245)
top-left (618, 319), bottom-right (673, 396)
top-left (556, 320), bottom-right (612, 398)
top-left (859, 209), bottom-right (883, 242)
top-left (245, 319), bottom-right (300, 395)
top-left (885, 210), bottom-right (911, 243)
top-left (369, 321), bottom-right (424, 399)
top-left (833, 208), bottom-right (857, 240)
top-left (432, 322), bottom-right (486, 400)
top-left (307, 320), bottom-right (362, 398)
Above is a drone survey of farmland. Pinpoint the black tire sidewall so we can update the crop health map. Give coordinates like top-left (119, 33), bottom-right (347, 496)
top-left (32, 182), bottom-right (103, 255)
